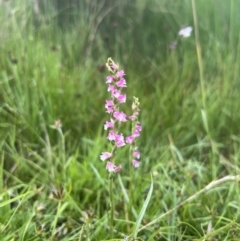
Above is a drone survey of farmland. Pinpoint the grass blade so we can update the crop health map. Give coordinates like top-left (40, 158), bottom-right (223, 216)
top-left (133, 173), bottom-right (153, 238)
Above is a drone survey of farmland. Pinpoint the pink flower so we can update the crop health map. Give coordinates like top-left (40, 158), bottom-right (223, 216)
top-left (133, 129), bottom-right (140, 137)
top-left (114, 165), bottom-right (122, 172)
top-left (105, 100), bottom-right (114, 107)
top-left (116, 140), bottom-right (125, 147)
top-left (116, 70), bottom-right (125, 78)
top-left (126, 135), bottom-right (135, 144)
top-left (115, 133), bottom-right (124, 142)
top-left (106, 161), bottom-right (122, 172)
top-left (129, 115), bottom-right (136, 121)
top-left (105, 100), bottom-right (115, 113)
top-left (106, 162), bottom-right (115, 172)
top-left (107, 130), bottom-right (117, 141)
top-left (108, 85), bottom-right (115, 93)
top-left (113, 111), bottom-right (127, 122)
top-left (104, 119), bottom-right (114, 130)
top-left (129, 109), bottom-right (140, 120)
top-left (112, 88), bottom-right (121, 98)
top-left (132, 160), bottom-right (140, 167)
top-left (117, 94), bottom-right (126, 103)
top-left (116, 78), bottom-right (127, 88)
top-left (106, 76), bottom-right (114, 83)
top-left (133, 151), bottom-right (140, 159)
top-left (115, 133), bottom-right (125, 147)
top-left (106, 106), bottom-right (114, 113)
top-left (107, 131), bottom-right (125, 147)
top-left (136, 122), bottom-right (142, 131)
top-left (100, 152), bottom-right (112, 161)
top-left (110, 62), bottom-right (118, 70)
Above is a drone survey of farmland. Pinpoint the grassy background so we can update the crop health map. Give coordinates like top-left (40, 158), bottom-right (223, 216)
top-left (1, 0), bottom-right (240, 240)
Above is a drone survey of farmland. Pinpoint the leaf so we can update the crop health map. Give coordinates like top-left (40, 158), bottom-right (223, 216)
top-left (132, 173), bottom-right (153, 238)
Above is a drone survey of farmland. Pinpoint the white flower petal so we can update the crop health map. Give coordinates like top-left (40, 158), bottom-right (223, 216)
top-left (179, 26), bottom-right (193, 38)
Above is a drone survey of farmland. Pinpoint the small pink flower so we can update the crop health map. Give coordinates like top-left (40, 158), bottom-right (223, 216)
top-left (133, 129), bottom-right (140, 137)
top-left (136, 123), bottom-right (142, 132)
top-left (106, 161), bottom-right (122, 172)
top-left (106, 76), bottom-right (114, 83)
top-left (115, 133), bottom-right (124, 142)
top-left (129, 115), bottom-right (136, 121)
top-left (105, 100), bottom-right (114, 107)
top-left (126, 135), bottom-right (135, 143)
top-left (117, 94), bottom-right (126, 103)
top-left (132, 160), bottom-right (140, 167)
top-left (107, 85), bottom-right (115, 93)
top-left (106, 106), bottom-right (114, 113)
top-left (105, 100), bottom-right (115, 113)
top-left (129, 110), bottom-right (140, 120)
top-left (129, 111), bottom-right (138, 120)
top-left (113, 111), bottom-right (127, 122)
top-left (133, 151), bottom-right (140, 159)
top-left (116, 139), bottom-right (125, 147)
top-left (104, 119), bottom-right (114, 130)
top-left (115, 133), bottom-right (125, 147)
top-left (112, 88), bottom-right (121, 98)
top-left (107, 130), bottom-right (117, 141)
top-left (114, 165), bottom-right (122, 172)
top-left (116, 78), bottom-right (127, 88)
top-left (110, 62), bottom-right (118, 70)
top-left (116, 70), bottom-right (125, 78)
top-left (106, 162), bottom-right (115, 172)
top-left (100, 152), bottom-right (112, 161)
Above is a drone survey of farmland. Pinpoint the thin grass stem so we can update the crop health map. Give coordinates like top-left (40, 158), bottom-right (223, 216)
top-left (191, 0), bottom-right (214, 155)
top-left (58, 128), bottom-right (66, 164)
top-left (109, 174), bottom-right (114, 238)
top-left (191, 0), bottom-right (206, 111)
top-left (128, 145), bottom-right (134, 221)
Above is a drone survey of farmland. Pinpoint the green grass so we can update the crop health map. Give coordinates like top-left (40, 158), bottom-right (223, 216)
top-left (1, 0), bottom-right (240, 240)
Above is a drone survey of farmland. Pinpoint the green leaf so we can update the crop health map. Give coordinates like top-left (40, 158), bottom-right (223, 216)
top-left (132, 173), bottom-right (153, 238)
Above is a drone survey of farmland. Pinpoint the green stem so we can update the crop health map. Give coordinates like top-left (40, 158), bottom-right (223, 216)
top-left (58, 127), bottom-right (66, 182)
top-left (192, 0), bottom-right (213, 151)
top-left (128, 145), bottom-right (134, 216)
top-left (51, 200), bottom-right (62, 241)
top-left (191, 0), bottom-right (206, 111)
top-left (58, 128), bottom-right (65, 163)
top-left (0, 153), bottom-right (3, 194)
top-left (109, 173), bottom-right (114, 238)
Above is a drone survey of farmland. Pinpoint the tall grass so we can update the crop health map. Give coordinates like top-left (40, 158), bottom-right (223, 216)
top-left (1, 0), bottom-right (240, 240)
